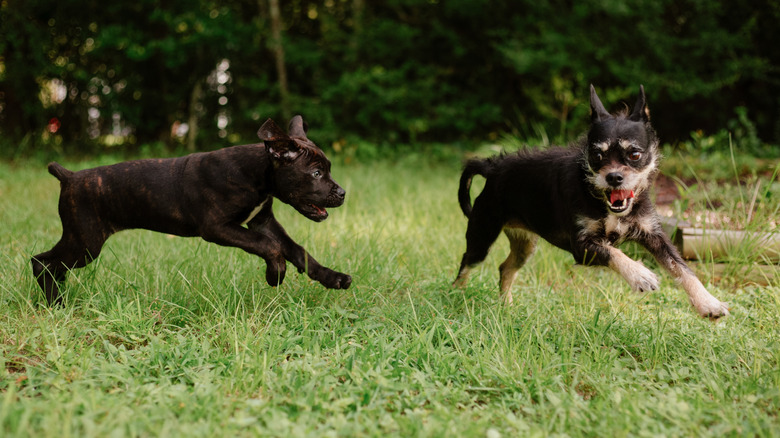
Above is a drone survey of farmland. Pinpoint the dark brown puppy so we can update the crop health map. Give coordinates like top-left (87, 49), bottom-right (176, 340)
top-left (453, 86), bottom-right (728, 318)
top-left (32, 116), bottom-right (351, 305)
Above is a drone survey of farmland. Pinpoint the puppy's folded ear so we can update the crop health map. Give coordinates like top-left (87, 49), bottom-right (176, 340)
top-left (266, 140), bottom-right (301, 162)
top-left (258, 118), bottom-right (301, 161)
top-left (288, 115), bottom-right (309, 139)
top-left (628, 85), bottom-right (650, 123)
top-left (258, 118), bottom-right (288, 142)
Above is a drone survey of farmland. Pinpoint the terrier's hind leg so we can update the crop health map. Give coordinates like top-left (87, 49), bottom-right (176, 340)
top-left (453, 199), bottom-right (504, 289)
top-left (498, 228), bottom-right (538, 304)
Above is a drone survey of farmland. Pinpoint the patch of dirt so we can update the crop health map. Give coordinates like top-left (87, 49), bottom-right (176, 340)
top-left (653, 173), bottom-right (680, 205)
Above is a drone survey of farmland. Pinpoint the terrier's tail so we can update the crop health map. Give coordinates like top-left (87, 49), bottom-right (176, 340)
top-left (458, 158), bottom-right (492, 217)
top-left (47, 162), bottom-right (73, 182)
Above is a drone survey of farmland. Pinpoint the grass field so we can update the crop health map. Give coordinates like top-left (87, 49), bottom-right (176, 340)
top-left (1, 151), bottom-right (779, 437)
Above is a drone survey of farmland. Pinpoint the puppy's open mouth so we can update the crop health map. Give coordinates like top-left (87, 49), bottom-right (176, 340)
top-left (304, 203), bottom-right (329, 221)
top-left (607, 189), bottom-right (634, 214)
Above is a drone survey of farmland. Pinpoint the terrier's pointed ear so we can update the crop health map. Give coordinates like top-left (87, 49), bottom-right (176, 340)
top-left (590, 84), bottom-right (611, 122)
top-left (628, 85), bottom-right (650, 122)
top-left (258, 118), bottom-right (300, 161)
top-left (288, 115), bottom-right (309, 139)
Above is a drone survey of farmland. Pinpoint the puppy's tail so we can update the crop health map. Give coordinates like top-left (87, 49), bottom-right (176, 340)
top-left (47, 162), bottom-right (73, 182)
top-left (458, 158), bottom-right (491, 217)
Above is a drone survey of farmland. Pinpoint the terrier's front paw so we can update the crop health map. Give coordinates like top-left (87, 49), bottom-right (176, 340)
top-left (683, 276), bottom-right (730, 319)
top-left (626, 263), bottom-right (660, 292)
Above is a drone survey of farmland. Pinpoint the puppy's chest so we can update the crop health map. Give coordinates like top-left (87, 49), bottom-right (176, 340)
top-left (241, 196), bottom-right (270, 225)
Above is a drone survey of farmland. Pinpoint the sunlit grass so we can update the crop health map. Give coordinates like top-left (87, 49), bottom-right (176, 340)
top-left (0, 154), bottom-right (778, 437)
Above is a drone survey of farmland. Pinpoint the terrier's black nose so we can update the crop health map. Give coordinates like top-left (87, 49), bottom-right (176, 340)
top-left (335, 186), bottom-right (346, 200)
top-left (606, 172), bottom-right (624, 187)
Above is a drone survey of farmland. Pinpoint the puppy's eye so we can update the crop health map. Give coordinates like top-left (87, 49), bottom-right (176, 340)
top-left (628, 151), bottom-right (642, 161)
top-left (312, 169), bottom-right (322, 178)
top-left (594, 152), bottom-right (603, 161)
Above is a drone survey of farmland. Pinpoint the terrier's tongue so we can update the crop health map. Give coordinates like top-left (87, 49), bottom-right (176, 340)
top-left (610, 190), bottom-right (635, 204)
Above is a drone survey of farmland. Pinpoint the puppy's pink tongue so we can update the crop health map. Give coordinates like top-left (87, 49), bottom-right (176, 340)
top-left (310, 204), bottom-right (327, 215)
top-left (610, 190), bottom-right (634, 204)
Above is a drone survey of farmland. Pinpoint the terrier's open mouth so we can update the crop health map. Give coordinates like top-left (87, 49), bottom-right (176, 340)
top-left (608, 189), bottom-right (634, 213)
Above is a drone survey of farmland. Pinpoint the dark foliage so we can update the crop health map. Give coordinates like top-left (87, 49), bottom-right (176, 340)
top-left (1, 0), bottom-right (778, 156)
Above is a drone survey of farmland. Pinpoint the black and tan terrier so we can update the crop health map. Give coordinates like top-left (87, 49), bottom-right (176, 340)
top-left (32, 116), bottom-right (351, 305)
top-left (453, 85), bottom-right (729, 318)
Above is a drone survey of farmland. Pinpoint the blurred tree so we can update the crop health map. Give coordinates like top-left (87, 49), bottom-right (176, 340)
top-left (0, 1), bottom-right (77, 141)
top-left (268, 0), bottom-right (291, 121)
top-left (1, 0), bottom-right (778, 154)
top-left (495, 0), bottom-right (778, 145)
top-left (92, 0), bottom-right (249, 146)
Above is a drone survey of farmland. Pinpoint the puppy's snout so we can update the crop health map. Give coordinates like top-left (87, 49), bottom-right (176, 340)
top-left (334, 186), bottom-right (346, 200)
top-left (606, 172), bottom-right (624, 187)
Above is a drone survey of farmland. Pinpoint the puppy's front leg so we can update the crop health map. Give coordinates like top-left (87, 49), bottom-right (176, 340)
top-left (248, 217), bottom-right (352, 290)
top-left (200, 223), bottom-right (289, 286)
top-left (638, 230), bottom-right (729, 319)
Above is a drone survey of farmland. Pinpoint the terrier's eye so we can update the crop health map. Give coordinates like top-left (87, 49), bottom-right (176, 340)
top-left (628, 151), bottom-right (642, 161)
top-left (312, 169), bottom-right (322, 178)
top-left (594, 152), bottom-right (603, 161)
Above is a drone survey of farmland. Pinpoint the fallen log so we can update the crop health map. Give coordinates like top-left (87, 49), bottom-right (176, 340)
top-left (677, 227), bottom-right (780, 263)
top-left (660, 217), bottom-right (780, 264)
top-left (699, 263), bottom-right (778, 286)
top-left (656, 217), bottom-right (779, 285)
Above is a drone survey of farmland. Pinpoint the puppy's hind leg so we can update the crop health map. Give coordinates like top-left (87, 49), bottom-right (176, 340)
top-left (32, 231), bottom-right (108, 305)
top-left (452, 198), bottom-right (503, 289)
top-left (498, 228), bottom-right (538, 304)
top-left (31, 250), bottom-right (67, 306)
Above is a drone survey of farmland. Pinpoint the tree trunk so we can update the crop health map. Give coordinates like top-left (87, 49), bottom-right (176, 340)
top-left (268, 0), bottom-right (291, 121)
top-left (187, 81), bottom-right (203, 152)
top-left (353, 0), bottom-right (365, 40)
top-left (350, 0), bottom-right (365, 64)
